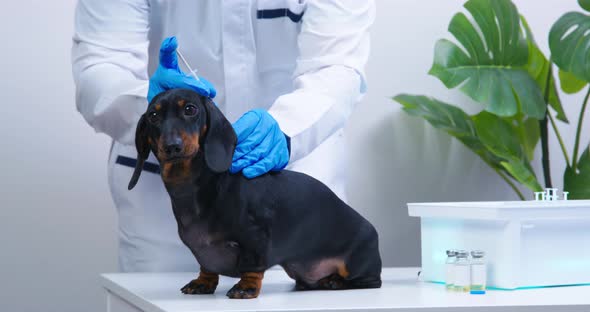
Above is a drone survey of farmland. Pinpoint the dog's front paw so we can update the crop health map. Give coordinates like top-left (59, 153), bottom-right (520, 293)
top-left (226, 272), bottom-right (263, 299)
top-left (226, 284), bottom-right (259, 299)
top-left (181, 278), bottom-right (217, 295)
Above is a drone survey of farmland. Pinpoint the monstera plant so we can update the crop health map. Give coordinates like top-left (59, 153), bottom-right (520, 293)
top-left (394, 0), bottom-right (590, 200)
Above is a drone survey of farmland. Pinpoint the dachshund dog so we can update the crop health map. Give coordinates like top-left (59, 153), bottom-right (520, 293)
top-left (128, 88), bottom-right (382, 299)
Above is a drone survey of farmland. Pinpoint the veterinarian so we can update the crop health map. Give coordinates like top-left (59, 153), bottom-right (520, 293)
top-left (72, 0), bottom-right (375, 272)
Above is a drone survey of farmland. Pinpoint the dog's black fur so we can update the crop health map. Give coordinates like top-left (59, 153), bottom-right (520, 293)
top-left (128, 89), bottom-right (382, 299)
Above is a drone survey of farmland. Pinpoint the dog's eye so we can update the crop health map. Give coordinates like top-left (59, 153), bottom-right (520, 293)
top-left (184, 104), bottom-right (198, 117)
top-left (148, 111), bottom-right (160, 124)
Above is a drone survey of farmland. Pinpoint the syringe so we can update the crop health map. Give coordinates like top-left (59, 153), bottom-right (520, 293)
top-left (176, 49), bottom-right (201, 82)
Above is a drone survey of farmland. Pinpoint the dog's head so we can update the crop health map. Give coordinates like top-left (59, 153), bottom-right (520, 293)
top-left (128, 88), bottom-right (236, 190)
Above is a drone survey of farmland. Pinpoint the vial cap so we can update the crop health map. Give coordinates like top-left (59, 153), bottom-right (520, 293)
top-left (456, 250), bottom-right (469, 258)
top-left (471, 250), bottom-right (485, 258)
top-left (446, 250), bottom-right (457, 256)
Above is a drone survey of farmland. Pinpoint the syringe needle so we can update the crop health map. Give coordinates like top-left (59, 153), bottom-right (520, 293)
top-left (176, 49), bottom-right (200, 81)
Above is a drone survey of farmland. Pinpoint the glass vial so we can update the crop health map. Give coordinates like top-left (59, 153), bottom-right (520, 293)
top-left (445, 250), bottom-right (457, 291)
top-left (470, 250), bottom-right (486, 294)
top-left (454, 250), bottom-right (470, 292)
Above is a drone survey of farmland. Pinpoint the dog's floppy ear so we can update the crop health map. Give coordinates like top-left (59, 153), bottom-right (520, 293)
top-left (202, 98), bottom-right (237, 173)
top-left (128, 114), bottom-right (150, 190)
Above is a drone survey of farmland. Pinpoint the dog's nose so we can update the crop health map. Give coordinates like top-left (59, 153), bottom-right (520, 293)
top-left (164, 138), bottom-right (183, 157)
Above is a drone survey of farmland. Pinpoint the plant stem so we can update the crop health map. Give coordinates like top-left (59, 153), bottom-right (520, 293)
top-left (540, 64), bottom-right (553, 188)
top-left (547, 111), bottom-right (571, 168)
top-left (572, 86), bottom-right (590, 170)
top-left (540, 118), bottom-right (552, 188)
top-left (495, 169), bottom-right (525, 200)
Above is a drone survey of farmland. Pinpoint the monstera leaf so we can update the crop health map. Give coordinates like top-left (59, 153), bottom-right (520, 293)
top-left (551, 4), bottom-right (590, 199)
top-left (559, 69), bottom-right (587, 94)
top-left (471, 111), bottom-right (540, 191)
top-left (472, 111), bottom-right (524, 161)
top-left (522, 17), bottom-right (568, 122)
top-left (394, 94), bottom-right (542, 193)
top-left (394, 94), bottom-right (502, 169)
top-left (429, 0), bottom-right (545, 119)
top-left (564, 146), bottom-right (590, 199)
top-left (550, 11), bottom-right (590, 83)
top-left (501, 158), bottom-right (543, 192)
top-left (580, 0), bottom-right (590, 12)
top-left (522, 117), bottom-right (540, 162)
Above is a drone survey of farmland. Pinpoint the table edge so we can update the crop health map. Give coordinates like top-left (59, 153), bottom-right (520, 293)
top-left (101, 273), bottom-right (165, 312)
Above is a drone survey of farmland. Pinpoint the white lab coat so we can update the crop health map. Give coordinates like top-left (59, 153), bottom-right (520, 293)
top-left (72, 0), bottom-right (375, 272)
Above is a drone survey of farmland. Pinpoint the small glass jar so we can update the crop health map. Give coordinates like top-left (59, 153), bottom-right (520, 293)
top-left (445, 250), bottom-right (457, 291)
top-left (470, 250), bottom-right (487, 294)
top-left (453, 250), bottom-right (470, 292)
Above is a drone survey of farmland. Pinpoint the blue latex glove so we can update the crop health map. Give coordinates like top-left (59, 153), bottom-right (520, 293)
top-left (231, 109), bottom-right (290, 178)
top-left (147, 36), bottom-right (216, 102)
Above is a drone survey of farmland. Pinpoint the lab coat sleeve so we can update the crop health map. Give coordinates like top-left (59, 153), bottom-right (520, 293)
top-left (267, 0), bottom-right (375, 162)
top-left (71, 0), bottom-right (150, 145)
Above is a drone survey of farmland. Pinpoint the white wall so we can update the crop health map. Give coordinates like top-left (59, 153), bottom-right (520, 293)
top-left (0, 1), bottom-right (117, 312)
top-left (0, 1), bottom-right (588, 311)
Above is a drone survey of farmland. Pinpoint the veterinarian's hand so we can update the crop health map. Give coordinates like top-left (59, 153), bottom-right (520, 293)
top-left (147, 36), bottom-right (216, 102)
top-left (231, 109), bottom-right (290, 178)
